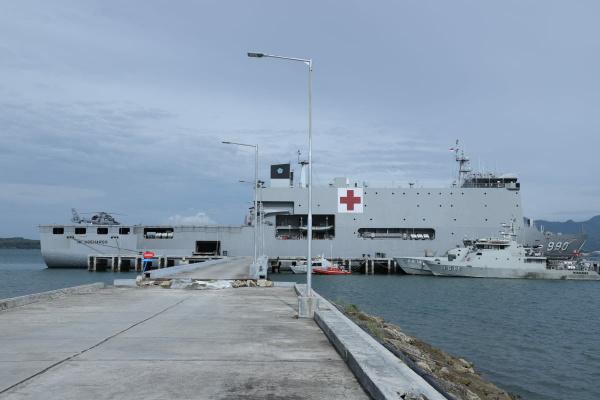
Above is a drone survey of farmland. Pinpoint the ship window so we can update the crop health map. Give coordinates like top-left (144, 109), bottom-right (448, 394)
top-left (357, 228), bottom-right (435, 240)
top-left (119, 227), bottom-right (130, 235)
top-left (275, 214), bottom-right (335, 240)
top-left (144, 227), bottom-right (174, 239)
top-left (75, 228), bottom-right (86, 235)
top-left (97, 228), bottom-right (108, 235)
top-left (53, 227), bottom-right (64, 235)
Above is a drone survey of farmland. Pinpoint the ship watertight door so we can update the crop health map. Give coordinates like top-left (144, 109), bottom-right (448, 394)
top-left (195, 241), bottom-right (221, 256)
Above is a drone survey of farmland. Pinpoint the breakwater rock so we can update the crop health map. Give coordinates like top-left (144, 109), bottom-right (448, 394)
top-left (340, 304), bottom-right (519, 400)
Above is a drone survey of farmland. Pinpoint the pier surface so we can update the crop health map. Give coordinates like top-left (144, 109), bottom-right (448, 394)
top-left (0, 285), bottom-right (368, 399)
top-left (169, 256), bottom-right (253, 280)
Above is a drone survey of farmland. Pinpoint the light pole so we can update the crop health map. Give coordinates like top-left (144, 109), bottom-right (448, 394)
top-left (247, 51), bottom-right (315, 304)
top-left (239, 179), bottom-right (265, 257)
top-left (222, 141), bottom-right (259, 266)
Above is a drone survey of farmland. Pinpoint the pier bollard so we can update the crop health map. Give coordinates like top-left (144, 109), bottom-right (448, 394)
top-left (298, 295), bottom-right (318, 318)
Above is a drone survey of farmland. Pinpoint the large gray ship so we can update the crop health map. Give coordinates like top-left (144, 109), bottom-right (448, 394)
top-left (39, 146), bottom-right (584, 268)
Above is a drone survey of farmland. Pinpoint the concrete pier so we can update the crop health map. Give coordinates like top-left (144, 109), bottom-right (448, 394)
top-left (0, 286), bottom-right (368, 399)
top-left (1, 257), bottom-right (446, 399)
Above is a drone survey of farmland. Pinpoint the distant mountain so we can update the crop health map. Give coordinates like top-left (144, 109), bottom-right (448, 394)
top-left (0, 237), bottom-right (40, 249)
top-left (535, 215), bottom-right (600, 252)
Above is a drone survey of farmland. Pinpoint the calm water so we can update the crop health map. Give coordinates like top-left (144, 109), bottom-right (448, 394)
top-left (0, 249), bottom-right (137, 299)
top-left (2, 249), bottom-right (598, 400)
top-left (272, 273), bottom-right (600, 400)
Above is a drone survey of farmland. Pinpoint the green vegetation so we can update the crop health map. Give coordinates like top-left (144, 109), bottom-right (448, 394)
top-left (0, 237), bottom-right (40, 249)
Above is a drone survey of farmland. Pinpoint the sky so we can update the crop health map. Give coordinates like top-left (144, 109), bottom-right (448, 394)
top-left (1, 0), bottom-right (599, 238)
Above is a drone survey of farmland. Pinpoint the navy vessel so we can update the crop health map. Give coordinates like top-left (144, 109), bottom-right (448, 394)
top-left (420, 223), bottom-right (598, 280)
top-left (39, 145), bottom-right (583, 268)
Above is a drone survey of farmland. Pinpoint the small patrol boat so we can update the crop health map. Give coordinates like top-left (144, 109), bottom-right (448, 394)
top-left (291, 256), bottom-right (351, 275)
top-left (422, 221), bottom-right (600, 280)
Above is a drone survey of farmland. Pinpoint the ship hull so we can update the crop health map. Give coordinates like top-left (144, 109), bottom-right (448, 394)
top-left (426, 262), bottom-right (600, 280)
top-left (39, 183), bottom-right (576, 269)
top-left (395, 257), bottom-right (433, 275)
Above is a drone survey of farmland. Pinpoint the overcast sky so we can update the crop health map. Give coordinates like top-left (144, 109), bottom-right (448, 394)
top-left (1, 0), bottom-right (599, 238)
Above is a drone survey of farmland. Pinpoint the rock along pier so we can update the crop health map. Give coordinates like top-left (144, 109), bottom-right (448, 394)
top-left (0, 257), bottom-right (446, 400)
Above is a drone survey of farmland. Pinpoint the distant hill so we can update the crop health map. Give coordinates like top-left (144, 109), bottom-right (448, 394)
top-left (0, 237), bottom-right (40, 249)
top-left (535, 215), bottom-right (600, 252)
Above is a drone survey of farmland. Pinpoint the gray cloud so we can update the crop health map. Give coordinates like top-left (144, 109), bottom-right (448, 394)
top-left (1, 0), bottom-right (599, 237)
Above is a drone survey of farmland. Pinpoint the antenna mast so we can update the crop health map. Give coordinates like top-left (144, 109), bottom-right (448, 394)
top-left (452, 139), bottom-right (471, 187)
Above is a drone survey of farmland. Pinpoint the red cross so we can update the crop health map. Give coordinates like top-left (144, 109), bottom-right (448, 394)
top-left (340, 190), bottom-right (361, 211)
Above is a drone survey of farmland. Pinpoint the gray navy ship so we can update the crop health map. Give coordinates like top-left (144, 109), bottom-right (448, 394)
top-left (39, 145), bottom-right (585, 268)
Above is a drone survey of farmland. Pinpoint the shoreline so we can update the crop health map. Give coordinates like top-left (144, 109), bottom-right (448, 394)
top-left (338, 303), bottom-right (519, 400)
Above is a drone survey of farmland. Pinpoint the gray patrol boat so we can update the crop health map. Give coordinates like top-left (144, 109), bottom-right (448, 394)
top-left (419, 222), bottom-right (599, 280)
top-left (39, 144), bottom-right (584, 268)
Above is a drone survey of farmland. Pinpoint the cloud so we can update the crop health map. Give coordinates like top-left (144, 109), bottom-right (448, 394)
top-left (0, 183), bottom-right (104, 205)
top-left (167, 212), bottom-right (216, 226)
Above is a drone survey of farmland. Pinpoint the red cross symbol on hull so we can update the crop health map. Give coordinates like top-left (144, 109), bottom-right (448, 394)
top-left (338, 188), bottom-right (363, 213)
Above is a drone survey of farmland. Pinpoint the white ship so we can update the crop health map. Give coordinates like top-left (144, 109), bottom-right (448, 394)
top-left (39, 143), bottom-right (583, 268)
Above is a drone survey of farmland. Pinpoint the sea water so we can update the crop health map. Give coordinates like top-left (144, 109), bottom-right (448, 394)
top-left (2, 249), bottom-right (598, 400)
top-left (272, 273), bottom-right (600, 400)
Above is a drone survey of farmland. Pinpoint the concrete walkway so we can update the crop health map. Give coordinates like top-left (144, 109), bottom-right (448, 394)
top-left (0, 286), bottom-right (368, 400)
top-left (171, 256), bottom-right (253, 280)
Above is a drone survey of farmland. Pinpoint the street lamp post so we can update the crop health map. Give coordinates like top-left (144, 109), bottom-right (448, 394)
top-left (222, 141), bottom-right (259, 266)
top-left (248, 51), bottom-right (316, 312)
top-left (240, 179), bottom-right (265, 257)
